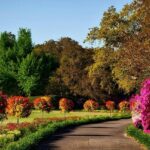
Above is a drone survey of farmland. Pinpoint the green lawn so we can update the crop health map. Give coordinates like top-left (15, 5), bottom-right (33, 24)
top-left (3, 110), bottom-right (119, 124)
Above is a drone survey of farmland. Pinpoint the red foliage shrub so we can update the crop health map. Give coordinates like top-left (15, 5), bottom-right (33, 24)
top-left (33, 96), bottom-right (53, 113)
top-left (105, 100), bottom-right (115, 111)
top-left (6, 96), bottom-right (32, 118)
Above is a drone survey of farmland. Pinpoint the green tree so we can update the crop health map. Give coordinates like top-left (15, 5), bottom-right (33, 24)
top-left (17, 28), bottom-right (32, 58)
top-left (18, 52), bottom-right (57, 96)
top-left (0, 32), bottom-right (19, 94)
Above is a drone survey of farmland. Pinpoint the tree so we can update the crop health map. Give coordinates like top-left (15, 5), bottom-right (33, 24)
top-left (87, 48), bottom-right (120, 100)
top-left (112, 0), bottom-right (150, 93)
top-left (18, 52), bottom-right (56, 96)
top-left (58, 37), bottom-right (93, 97)
top-left (0, 32), bottom-right (19, 94)
top-left (86, 0), bottom-right (150, 95)
top-left (17, 28), bottom-right (32, 58)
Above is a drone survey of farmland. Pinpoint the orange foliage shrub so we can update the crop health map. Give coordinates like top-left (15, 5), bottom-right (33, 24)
top-left (59, 98), bottom-right (74, 112)
top-left (83, 99), bottom-right (99, 112)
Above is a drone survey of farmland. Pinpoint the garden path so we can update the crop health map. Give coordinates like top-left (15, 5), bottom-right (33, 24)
top-left (37, 119), bottom-right (143, 150)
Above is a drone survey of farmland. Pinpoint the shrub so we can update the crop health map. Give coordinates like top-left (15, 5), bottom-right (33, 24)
top-left (118, 100), bottom-right (129, 112)
top-left (140, 78), bottom-right (150, 133)
top-left (34, 96), bottom-right (53, 113)
top-left (83, 99), bottom-right (99, 112)
top-left (6, 96), bottom-right (32, 123)
top-left (59, 98), bottom-right (74, 112)
top-left (105, 100), bottom-right (115, 111)
top-left (0, 91), bottom-right (7, 121)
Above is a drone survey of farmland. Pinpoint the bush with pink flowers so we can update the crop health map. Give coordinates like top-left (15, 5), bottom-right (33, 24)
top-left (130, 78), bottom-right (150, 134)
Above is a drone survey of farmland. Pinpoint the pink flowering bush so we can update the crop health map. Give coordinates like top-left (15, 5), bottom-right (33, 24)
top-left (140, 78), bottom-right (150, 133)
top-left (130, 78), bottom-right (150, 133)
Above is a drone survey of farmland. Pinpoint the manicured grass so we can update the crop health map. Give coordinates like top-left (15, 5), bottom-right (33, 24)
top-left (3, 113), bottom-right (131, 150)
top-left (126, 125), bottom-right (150, 150)
top-left (3, 110), bottom-right (121, 124)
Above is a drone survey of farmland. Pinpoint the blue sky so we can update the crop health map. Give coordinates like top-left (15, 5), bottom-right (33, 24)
top-left (0, 0), bottom-right (132, 47)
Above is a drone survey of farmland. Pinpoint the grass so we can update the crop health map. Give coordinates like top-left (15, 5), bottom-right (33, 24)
top-left (126, 125), bottom-right (150, 150)
top-left (3, 110), bottom-right (120, 124)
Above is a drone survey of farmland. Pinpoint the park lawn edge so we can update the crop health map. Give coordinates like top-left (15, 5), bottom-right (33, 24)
top-left (3, 114), bottom-right (130, 150)
top-left (126, 125), bottom-right (150, 150)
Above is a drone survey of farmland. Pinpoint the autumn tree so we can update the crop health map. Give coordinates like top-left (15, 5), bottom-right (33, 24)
top-left (112, 0), bottom-right (150, 93)
top-left (58, 37), bottom-right (93, 97)
top-left (86, 0), bottom-right (150, 96)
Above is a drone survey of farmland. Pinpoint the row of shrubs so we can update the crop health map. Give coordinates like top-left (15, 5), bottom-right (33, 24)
top-left (2, 113), bottom-right (131, 150)
top-left (0, 91), bottom-right (130, 122)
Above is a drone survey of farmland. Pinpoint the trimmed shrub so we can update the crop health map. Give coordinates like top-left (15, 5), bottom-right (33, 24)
top-left (105, 100), bottom-right (115, 111)
top-left (6, 96), bottom-right (32, 123)
top-left (118, 100), bottom-right (129, 112)
top-left (59, 98), bottom-right (74, 112)
top-left (33, 96), bottom-right (53, 113)
top-left (83, 99), bottom-right (99, 112)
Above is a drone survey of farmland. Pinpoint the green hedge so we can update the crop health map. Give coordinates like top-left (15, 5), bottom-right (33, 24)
top-left (126, 125), bottom-right (150, 150)
top-left (3, 113), bottom-right (130, 150)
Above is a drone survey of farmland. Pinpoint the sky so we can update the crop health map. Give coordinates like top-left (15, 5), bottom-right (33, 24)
top-left (0, 0), bottom-right (132, 47)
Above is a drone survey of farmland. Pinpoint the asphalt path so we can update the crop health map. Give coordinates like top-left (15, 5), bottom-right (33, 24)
top-left (37, 119), bottom-right (143, 150)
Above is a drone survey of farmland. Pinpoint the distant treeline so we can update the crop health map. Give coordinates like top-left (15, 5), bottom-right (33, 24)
top-left (0, 0), bottom-right (149, 101)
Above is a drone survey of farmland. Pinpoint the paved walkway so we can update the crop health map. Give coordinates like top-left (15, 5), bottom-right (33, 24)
top-left (37, 119), bottom-right (143, 150)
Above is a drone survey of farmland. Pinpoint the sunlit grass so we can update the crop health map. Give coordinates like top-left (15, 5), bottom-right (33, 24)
top-left (3, 110), bottom-right (120, 124)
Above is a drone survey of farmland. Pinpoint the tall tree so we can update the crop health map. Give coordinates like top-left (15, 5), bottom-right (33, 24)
top-left (18, 52), bottom-right (57, 96)
top-left (17, 28), bottom-right (32, 58)
top-left (57, 37), bottom-right (93, 97)
top-left (0, 32), bottom-right (18, 94)
top-left (112, 0), bottom-right (150, 93)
